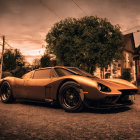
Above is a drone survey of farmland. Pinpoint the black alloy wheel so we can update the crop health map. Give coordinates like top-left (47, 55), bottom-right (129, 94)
top-left (0, 81), bottom-right (14, 103)
top-left (59, 81), bottom-right (84, 112)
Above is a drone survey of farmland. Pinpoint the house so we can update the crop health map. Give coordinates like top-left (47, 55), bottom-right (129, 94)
top-left (115, 33), bottom-right (136, 81)
top-left (134, 46), bottom-right (140, 81)
top-left (94, 33), bottom-right (138, 81)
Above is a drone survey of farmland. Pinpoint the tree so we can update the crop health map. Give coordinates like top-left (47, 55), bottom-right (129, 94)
top-left (3, 49), bottom-right (26, 77)
top-left (40, 53), bottom-right (51, 67)
top-left (46, 16), bottom-right (123, 73)
top-left (32, 52), bottom-right (57, 69)
top-left (32, 58), bottom-right (40, 69)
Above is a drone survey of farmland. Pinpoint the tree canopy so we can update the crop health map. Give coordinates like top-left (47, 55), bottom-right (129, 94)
top-left (32, 58), bottom-right (40, 69)
top-left (3, 49), bottom-right (27, 77)
top-left (46, 16), bottom-right (123, 73)
top-left (40, 53), bottom-right (51, 68)
top-left (32, 52), bottom-right (57, 69)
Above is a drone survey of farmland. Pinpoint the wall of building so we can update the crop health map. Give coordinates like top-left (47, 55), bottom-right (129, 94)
top-left (94, 33), bottom-right (137, 81)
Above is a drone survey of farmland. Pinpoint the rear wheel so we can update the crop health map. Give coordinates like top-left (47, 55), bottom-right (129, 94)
top-left (0, 81), bottom-right (14, 103)
top-left (58, 81), bottom-right (84, 112)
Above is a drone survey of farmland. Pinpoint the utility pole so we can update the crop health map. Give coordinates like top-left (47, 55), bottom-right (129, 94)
top-left (0, 36), bottom-right (5, 79)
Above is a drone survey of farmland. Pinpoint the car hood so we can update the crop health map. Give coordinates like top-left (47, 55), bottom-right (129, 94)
top-left (93, 78), bottom-right (137, 90)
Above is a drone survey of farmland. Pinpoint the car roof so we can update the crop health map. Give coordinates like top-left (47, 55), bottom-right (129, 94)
top-left (36, 66), bottom-right (76, 70)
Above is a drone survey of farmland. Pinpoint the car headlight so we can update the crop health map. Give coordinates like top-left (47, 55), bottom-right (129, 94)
top-left (97, 83), bottom-right (111, 92)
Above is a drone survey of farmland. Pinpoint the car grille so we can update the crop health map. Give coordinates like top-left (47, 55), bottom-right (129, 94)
top-left (84, 96), bottom-right (119, 107)
top-left (117, 89), bottom-right (137, 104)
top-left (119, 89), bottom-right (138, 95)
top-left (104, 96), bottom-right (119, 103)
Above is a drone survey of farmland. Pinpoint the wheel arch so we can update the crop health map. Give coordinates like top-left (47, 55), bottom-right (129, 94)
top-left (56, 78), bottom-right (80, 103)
top-left (0, 78), bottom-right (15, 95)
top-left (0, 79), bottom-right (15, 103)
top-left (0, 80), bottom-right (6, 95)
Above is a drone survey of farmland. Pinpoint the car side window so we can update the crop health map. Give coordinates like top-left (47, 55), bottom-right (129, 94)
top-left (51, 69), bottom-right (58, 78)
top-left (33, 69), bottom-right (51, 79)
top-left (22, 71), bottom-right (34, 79)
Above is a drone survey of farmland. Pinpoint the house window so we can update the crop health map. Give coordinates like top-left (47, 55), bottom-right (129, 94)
top-left (125, 52), bottom-right (129, 62)
top-left (105, 68), bottom-right (108, 72)
top-left (118, 64), bottom-right (121, 67)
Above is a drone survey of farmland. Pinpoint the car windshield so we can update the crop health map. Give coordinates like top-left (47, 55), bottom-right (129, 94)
top-left (54, 67), bottom-right (98, 78)
top-left (55, 68), bottom-right (75, 77)
top-left (68, 67), bottom-right (95, 78)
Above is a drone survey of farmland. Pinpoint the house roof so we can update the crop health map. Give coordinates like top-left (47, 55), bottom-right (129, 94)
top-left (134, 45), bottom-right (140, 60)
top-left (123, 33), bottom-right (136, 54)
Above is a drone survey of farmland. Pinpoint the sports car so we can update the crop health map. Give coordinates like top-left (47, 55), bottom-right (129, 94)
top-left (0, 66), bottom-right (138, 112)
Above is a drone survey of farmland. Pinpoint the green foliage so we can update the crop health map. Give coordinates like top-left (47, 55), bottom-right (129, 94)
top-left (46, 16), bottom-right (123, 73)
top-left (2, 71), bottom-right (13, 78)
top-left (137, 77), bottom-right (140, 86)
top-left (3, 49), bottom-right (26, 77)
top-left (32, 53), bottom-right (57, 70)
top-left (105, 73), bottom-right (111, 79)
top-left (32, 58), bottom-right (40, 70)
top-left (11, 66), bottom-right (27, 78)
top-left (39, 51), bottom-right (57, 68)
top-left (121, 68), bottom-right (132, 81)
top-left (40, 53), bottom-right (51, 67)
top-left (50, 59), bottom-right (57, 66)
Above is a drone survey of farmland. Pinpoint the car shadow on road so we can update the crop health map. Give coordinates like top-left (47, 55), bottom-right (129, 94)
top-left (15, 99), bottom-right (132, 114)
top-left (16, 99), bottom-right (61, 109)
top-left (83, 106), bottom-right (131, 114)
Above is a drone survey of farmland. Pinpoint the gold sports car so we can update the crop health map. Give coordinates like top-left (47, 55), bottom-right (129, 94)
top-left (0, 66), bottom-right (138, 112)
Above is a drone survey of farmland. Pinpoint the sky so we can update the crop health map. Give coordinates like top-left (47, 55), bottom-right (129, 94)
top-left (0, 0), bottom-right (140, 64)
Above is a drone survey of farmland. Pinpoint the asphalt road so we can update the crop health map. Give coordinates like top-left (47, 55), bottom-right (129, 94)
top-left (0, 95), bottom-right (140, 140)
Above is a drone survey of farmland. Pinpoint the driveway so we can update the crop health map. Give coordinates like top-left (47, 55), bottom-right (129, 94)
top-left (0, 95), bottom-right (140, 140)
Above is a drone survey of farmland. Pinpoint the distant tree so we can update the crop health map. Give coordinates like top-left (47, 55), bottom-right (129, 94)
top-left (11, 66), bottom-right (27, 78)
top-left (40, 53), bottom-right (51, 67)
top-left (46, 16), bottom-right (123, 73)
top-left (50, 59), bottom-right (57, 66)
top-left (32, 58), bottom-right (40, 69)
top-left (2, 71), bottom-right (12, 78)
top-left (3, 49), bottom-right (26, 77)
top-left (32, 53), bottom-right (57, 69)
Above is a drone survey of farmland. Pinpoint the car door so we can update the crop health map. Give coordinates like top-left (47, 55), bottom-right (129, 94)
top-left (14, 71), bottom-right (34, 98)
top-left (24, 68), bottom-right (52, 100)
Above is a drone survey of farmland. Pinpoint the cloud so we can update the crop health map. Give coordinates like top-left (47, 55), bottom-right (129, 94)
top-left (0, 0), bottom-right (140, 63)
top-left (22, 48), bottom-right (46, 63)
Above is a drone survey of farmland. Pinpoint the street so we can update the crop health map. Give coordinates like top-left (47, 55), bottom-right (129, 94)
top-left (0, 95), bottom-right (140, 140)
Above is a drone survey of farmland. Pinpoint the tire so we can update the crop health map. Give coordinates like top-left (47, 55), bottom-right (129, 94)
top-left (0, 81), bottom-right (15, 103)
top-left (58, 81), bottom-right (84, 112)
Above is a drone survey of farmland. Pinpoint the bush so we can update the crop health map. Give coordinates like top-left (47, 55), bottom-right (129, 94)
top-left (2, 71), bottom-right (13, 78)
top-left (121, 68), bottom-right (132, 81)
top-left (137, 77), bottom-right (140, 86)
top-left (105, 73), bottom-right (111, 79)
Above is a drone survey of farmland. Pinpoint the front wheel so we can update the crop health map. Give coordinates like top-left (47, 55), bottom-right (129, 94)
top-left (0, 81), bottom-right (15, 103)
top-left (58, 81), bottom-right (84, 112)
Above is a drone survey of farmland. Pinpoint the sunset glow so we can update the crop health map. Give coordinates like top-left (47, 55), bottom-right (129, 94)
top-left (0, 0), bottom-right (140, 64)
